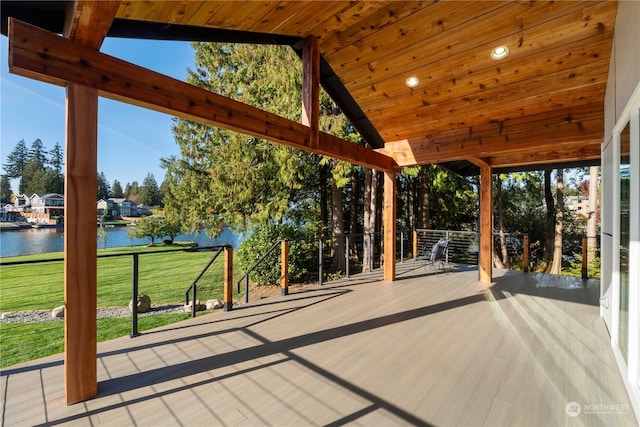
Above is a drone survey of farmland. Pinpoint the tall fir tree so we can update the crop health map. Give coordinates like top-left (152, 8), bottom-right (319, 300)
top-left (111, 180), bottom-right (124, 198)
top-left (3, 139), bottom-right (28, 193)
top-left (0, 175), bottom-right (12, 202)
top-left (97, 172), bottom-right (110, 200)
top-left (166, 43), bottom-right (317, 234)
top-left (138, 173), bottom-right (160, 206)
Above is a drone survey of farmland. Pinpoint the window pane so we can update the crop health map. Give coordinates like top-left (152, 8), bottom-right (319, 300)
top-left (619, 121), bottom-right (630, 362)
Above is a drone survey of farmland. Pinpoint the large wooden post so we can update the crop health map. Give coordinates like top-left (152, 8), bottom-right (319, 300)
top-left (64, 83), bottom-right (98, 404)
top-left (479, 165), bottom-right (493, 283)
top-left (384, 171), bottom-right (397, 281)
top-left (223, 246), bottom-right (234, 311)
top-left (302, 35), bottom-right (320, 150)
top-left (281, 240), bottom-right (289, 296)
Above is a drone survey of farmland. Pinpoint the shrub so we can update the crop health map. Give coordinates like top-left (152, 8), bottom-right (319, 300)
top-left (238, 223), bottom-right (313, 285)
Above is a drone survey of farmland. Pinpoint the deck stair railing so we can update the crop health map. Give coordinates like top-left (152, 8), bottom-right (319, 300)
top-left (184, 246), bottom-right (225, 319)
top-left (237, 239), bottom-right (284, 304)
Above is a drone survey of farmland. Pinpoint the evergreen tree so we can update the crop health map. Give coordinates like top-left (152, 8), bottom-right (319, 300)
top-left (126, 181), bottom-right (140, 202)
top-left (138, 173), bottom-right (160, 206)
top-left (3, 139), bottom-right (28, 193)
top-left (28, 139), bottom-right (48, 166)
top-left (22, 157), bottom-right (46, 194)
top-left (97, 172), bottom-right (110, 200)
top-left (111, 180), bottom-right (124, 198)
top-left (48, 142), bottom-right (64, 174)
top-left (158, 178), bottom-right (170, 207)
top-left (166, 43), bottom-right (317, 234)
top-left (0, 175), bottom-right (12, 202)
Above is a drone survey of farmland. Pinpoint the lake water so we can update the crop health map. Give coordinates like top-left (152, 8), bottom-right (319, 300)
top-left (0, 226), bottom-right (244, 258)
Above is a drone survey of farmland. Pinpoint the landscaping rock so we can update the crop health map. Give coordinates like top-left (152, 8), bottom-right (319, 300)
top-left (184, 300), bottom-right (205, 313)
top-left (206, 299), bottom-right (224, 310)
top-left (51, 305), bottom-right (64, 319)
top-left (129, 294), bottom-right (151, 313)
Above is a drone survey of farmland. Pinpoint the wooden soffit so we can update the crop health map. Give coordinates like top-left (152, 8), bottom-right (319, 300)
top-left (3, 1), bottom-right (618, 173)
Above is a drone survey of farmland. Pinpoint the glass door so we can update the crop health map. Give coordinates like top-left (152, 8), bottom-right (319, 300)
top-left (619, 122), bottom-right (631, 362)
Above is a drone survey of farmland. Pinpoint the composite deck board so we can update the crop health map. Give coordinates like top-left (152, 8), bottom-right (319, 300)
top-left (1, 264), bottom-right (637, 426)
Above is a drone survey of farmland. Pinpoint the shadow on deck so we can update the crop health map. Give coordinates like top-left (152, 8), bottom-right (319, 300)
top-left (1, 263), bottom-right (637, 426)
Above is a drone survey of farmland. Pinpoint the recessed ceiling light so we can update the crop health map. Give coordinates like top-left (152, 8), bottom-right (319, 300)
top-left (405, 76), bottom-right (420, 87)
top-left (491, 45), bottom-right (509, 60)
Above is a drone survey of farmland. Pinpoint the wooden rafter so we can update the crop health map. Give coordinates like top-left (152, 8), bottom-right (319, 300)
top-left (8, 18), bottom-right (397, 173)
top-left (376, 103), bottom-right (604, 167)
top-left (302, 35), bottom-right (320, 150)
top-left (64, 1), bottom-right (120, 48)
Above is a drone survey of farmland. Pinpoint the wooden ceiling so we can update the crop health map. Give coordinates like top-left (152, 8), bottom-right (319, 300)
top-left (2, 1), bottom-right (617, 173)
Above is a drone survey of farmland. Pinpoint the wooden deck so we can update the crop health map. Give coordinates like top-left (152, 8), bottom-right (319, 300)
top-left (1, 263), bottom-right (637, 426)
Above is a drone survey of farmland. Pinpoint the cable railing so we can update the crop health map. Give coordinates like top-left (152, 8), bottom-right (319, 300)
top-left (236, 239), bottom-right (284, 303)
top-left (0, 244), bottom-right (234, 368)
top-left (184, 246), bottom-right (225, 319)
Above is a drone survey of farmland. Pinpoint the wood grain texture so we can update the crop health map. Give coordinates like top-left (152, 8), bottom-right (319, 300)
top-left (479, 165), bottom-right (493, 283)
top-left (302, 35), bottom-right (319, 150)
top-left (281, 240), bottom-right (289, 294)
top-left (8, 18), bottom-right (397, 172)
top-left (383, 172), bottom-right (396, 281)
top-left (224, 246), bottom-right (233, 311)
top-left (61, 3), bottom-right (118, 404)
top-left (63, 83), bottom-right (98, 405)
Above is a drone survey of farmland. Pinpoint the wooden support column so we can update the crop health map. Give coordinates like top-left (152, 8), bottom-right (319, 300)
top-left (59, 1), bottom-right (119, 405)
top-left (479, 165), bottom-right (493, 283)
top-left (523, 234), bottom-right (530, 272)
top-left (64, 83), bottom-right (98, 404)
top-left (302, 35), bottom-right (320, 150)
top-left (223, 246), bottom-right (234, 311)
top-left (281, 240), bottom-right (289, 296)
top-left (413, 229), bottom-right (418, 260)
top-left (384, 171), bottom-right (397, 281)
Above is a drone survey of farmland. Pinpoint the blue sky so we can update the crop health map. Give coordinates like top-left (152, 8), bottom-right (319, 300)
top-left (1, 35), bottom-right (195, 192)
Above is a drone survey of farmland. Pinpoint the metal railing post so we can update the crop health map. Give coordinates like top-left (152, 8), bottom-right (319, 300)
top-left (319, 238), bottom-right (323, 286)
top-left (523, 234), bottom-right (530, 272)
top-left (445, 230), bottom-right (450, 264)
top-left (345, 235), bottom-right (350, 278)
top-left (582, 236), bottom-right (588, 279)
top-left (245, 276), bottom-right (249, 303)
top-left (191, 283), bottom-right (197, 318)
top-left (130, 253), bottom-right (140, 338)
top-left (368, 234), bottom-right (373, 272)
top-left (400, 231), bottom-right (404, 263)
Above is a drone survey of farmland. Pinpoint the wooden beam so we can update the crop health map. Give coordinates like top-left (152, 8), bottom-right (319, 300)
top-left (488, 143), bottom-right (602, 169)
top-left (64, 83), bottom-right (98, 405)
top-left (383, 171), bottom-right (396, 282)
top-left (281, 240), bottom-right (289, 296)
top-left (64, 1), bottom-right (120, 49)
top-left (61, 3), bottom-right (117, 406)
top-left (302, 35), bottom-right (319, 150)
top-left (479, 165), bottom-right (492, 283)
top-left (8, 18), bottom-right (398, 173)
top-left (468, 157), bottom-right (491, 169)
top-left (223, 246), bottom-right (233, 311)
top-left (377, 104), bottom-right (605, 167)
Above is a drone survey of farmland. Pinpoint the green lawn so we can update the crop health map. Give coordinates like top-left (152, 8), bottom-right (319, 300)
top-left (0, 244), bottom-right (243, 367)
top-left (0, 313), bottom-right (200, 368)
top-left (0, 244), bottom-right (242, 312)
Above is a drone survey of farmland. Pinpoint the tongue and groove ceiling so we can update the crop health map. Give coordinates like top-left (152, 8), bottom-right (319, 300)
top-left (1, 1), bottom-right (617, 175)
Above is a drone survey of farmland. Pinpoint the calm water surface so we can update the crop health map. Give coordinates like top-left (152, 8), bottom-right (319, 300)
top-left (0, 226), bottom-right (243, 258)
